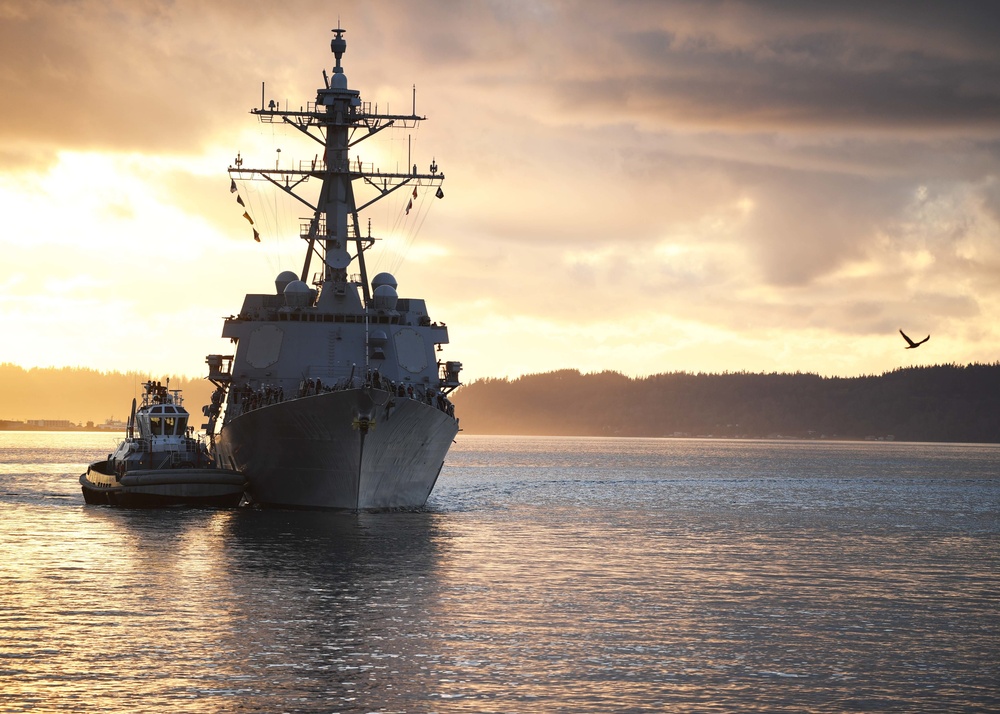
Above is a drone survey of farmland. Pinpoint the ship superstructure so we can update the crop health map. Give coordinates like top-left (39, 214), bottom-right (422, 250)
top-left (204, 28), bottom-right (461, 509)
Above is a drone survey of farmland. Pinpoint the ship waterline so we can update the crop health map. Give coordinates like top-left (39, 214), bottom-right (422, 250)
top-left (215, 388), bottom-right (459, 510)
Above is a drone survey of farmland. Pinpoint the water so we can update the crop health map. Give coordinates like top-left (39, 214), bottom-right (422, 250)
top-left (1, 432), bottom-right (998, 712)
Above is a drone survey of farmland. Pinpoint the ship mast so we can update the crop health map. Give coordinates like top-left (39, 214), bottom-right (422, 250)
top-left (228, 27), bottom-right (444, 306)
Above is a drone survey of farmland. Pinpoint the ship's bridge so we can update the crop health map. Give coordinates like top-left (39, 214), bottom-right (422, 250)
top-left (136, 404), bottom-right (189, 438)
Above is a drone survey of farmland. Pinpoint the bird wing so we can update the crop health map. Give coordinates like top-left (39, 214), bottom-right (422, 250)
top-left (917, 335), bottom-right (930, 346)
top-left (899, 329), bottom-right (916, 347)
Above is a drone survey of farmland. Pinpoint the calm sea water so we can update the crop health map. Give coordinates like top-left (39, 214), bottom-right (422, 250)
top-left (1, 432), bottom-right (998, 713)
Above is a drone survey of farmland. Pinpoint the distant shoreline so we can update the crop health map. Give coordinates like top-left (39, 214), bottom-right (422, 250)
top-left (451, 365), bottom-right (1000, 444)
top-left (4, 363), bottom-right (998, 443)
top-left (0, 424), bottom-right (126, 433)
top-left (3, 425), bottom-right (997, 445)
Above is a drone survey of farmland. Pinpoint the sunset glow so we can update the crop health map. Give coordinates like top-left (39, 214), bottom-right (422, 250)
top-left (2, 1), bottom-right (998, 381)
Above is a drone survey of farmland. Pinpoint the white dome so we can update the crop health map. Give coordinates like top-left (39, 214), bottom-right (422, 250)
top-left (373, 284), bottom-right (398, 311)
top-left (372, 272), bottom-right (398, 291)
top-left (284, 279), bottom-right (311, 307)
top-left (275, 270), bottom-right (298, 294)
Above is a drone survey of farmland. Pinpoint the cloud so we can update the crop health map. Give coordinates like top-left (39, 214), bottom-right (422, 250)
top-left (0, 0), bottom-right (321, 152)
top-left (383, 1), bottom-right (1000, 137)
top-left (1, 0), bottom-right (998, 379)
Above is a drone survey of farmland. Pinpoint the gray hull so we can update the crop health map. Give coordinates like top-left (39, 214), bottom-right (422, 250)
top-left (215, 388), bottom-right (458, 510)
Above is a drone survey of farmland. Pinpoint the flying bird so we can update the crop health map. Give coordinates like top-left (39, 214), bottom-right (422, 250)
top-left (899, 329), bottom-right (929, 349)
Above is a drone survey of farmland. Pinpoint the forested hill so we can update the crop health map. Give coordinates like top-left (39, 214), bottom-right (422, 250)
top-left (0, 364), bottom-right (214, 424)
top-left (450, 364), bottom-right (1000, 443)
top-left (3, 362), bottom-right (998, 443)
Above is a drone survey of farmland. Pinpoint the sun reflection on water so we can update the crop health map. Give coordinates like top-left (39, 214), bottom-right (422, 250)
top-left (2, 435), bottom-right (998, 712)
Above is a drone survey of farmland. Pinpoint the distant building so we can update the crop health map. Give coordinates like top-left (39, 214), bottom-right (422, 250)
top-left (26, 419), bottom-right (75, 429)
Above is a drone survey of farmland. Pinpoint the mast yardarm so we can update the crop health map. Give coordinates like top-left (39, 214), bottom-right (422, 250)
top-left (208, 27), bottom-right (461, 510)
top-left (229, 27), bottom-right (445, 306)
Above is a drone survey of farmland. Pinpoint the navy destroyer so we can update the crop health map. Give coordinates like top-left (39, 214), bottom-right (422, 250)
top-left (204, 28), bottom-right (461, 509)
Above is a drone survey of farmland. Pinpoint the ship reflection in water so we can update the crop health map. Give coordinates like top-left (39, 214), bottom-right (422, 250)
top-left (2, 434), bottom-right (998, 711)
top-left (217, 510), bottom-right (454, 707)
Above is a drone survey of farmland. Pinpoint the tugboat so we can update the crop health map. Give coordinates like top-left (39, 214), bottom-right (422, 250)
top-left (203, 27), bottom-right (461, 510)
top-left (80, 381), bottom-right (245, 507)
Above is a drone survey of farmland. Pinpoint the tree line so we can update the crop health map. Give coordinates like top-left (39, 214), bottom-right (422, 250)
top-left (449, 363), bottom-right (1000, 443)
top-left (0, 364), bottom-right (214, 425)
top-left (4, 362), bottom-right (998, 442)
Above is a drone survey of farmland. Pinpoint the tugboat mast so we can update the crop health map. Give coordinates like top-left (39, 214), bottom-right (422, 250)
top-left (228, 27), bottom-right (445, 308)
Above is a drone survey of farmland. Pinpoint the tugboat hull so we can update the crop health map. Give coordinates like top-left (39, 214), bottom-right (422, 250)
top-left (215, 389), bottom-right (458, 510)
top-left (80, 462), bottom-right (246, 508)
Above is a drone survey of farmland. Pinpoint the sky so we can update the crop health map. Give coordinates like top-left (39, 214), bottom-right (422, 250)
top-left (2, 0), bottom-right (999, 382)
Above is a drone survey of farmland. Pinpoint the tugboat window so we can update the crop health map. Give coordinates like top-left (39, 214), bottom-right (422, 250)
top-left (164, 417), bottom-right (177, 434)
top-left (149, 417), bottom-right (162, 435)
